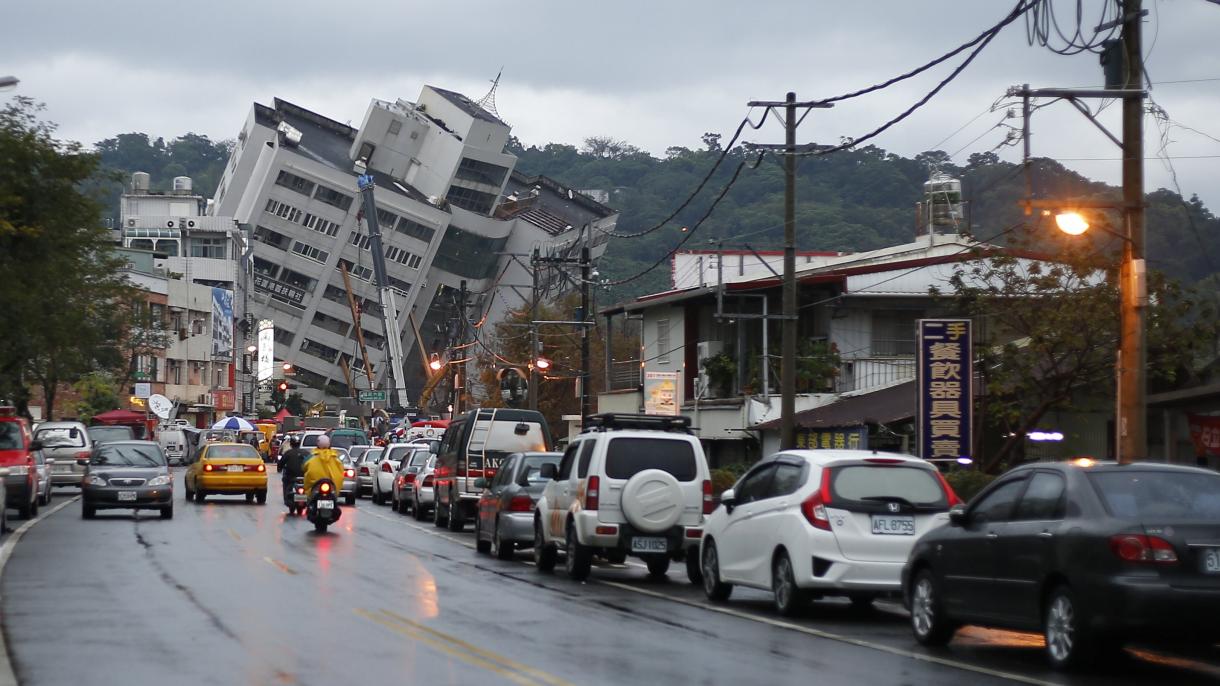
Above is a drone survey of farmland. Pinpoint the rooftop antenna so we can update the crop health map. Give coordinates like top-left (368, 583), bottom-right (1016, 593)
top-left (474, 68), bottom-right (504, 121)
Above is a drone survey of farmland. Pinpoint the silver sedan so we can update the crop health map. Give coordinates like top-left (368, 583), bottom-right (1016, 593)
top-left (475, 452), bottom-right (562, 560)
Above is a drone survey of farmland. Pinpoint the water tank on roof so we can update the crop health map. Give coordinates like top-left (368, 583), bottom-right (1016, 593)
top-left (173, 176), bottom-right (193, 194)
top-left (132, 171), bottom-right (150, 193)
top-left (923, 172), bottom-right (963, 233)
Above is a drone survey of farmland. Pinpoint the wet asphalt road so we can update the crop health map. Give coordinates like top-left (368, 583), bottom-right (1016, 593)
top-left (2, 485), bottom-right (1218, 686)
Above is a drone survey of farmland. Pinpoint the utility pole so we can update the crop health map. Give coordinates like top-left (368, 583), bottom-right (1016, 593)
top-left (579, 229), bottom-right (592, 419)
top-left (1119, 0), bottom-right (1146, 463)
top-left (455, 279), bottom-right (468, 416)
top-left (529, 246), bottom-right (540, 411)
top-left (745, 93), bottom-right (833, 450)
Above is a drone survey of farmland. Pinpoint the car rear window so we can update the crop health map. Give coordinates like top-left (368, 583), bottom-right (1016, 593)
top-left (36, 427), bottom-right (85, 447)
top-left (829, 465), bottom-right (948, 509)
top-left (604, 438), bottom-right (698, 482)
top-left (1088, 470), bottom-right (1220, 521)
top-left (89, 427), bottom-right (134, 443)
top-left (0, 422), bottom-right (22, 450)
top-left (204, 445), bottom-right (260, 460)
top-left (409, 451), bottom-right (429, 467)
top-left (94, 444), bottom-right (166, 467)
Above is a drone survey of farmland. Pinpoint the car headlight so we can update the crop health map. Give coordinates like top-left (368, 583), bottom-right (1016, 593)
top-left (6, 465), bottom-right (29, 476)
top-left (147, 475), bottom-right (171, 487)
top-left (82, 474), bottom-right (107, 487)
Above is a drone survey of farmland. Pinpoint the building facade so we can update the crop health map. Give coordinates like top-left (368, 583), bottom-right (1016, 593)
top-left (210, 86), bottom-right (616, 409)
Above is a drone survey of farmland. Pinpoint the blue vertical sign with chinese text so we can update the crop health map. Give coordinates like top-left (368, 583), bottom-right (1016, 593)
top-left (917, 319), bottom-right (972, 461)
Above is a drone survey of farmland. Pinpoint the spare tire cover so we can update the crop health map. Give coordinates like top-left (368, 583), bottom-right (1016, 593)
top-left (620, 469), bottom-right (684, 533)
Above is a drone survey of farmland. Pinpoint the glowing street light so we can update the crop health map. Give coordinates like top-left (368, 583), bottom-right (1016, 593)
top-left (246, 344), bottom-right (258, 354)
top-left (428, 353), bottom-right (443, 371)
top-left (534, 356), bottom-right (552, 371)
top-left (1054, 211), bottom-right (1089, 236)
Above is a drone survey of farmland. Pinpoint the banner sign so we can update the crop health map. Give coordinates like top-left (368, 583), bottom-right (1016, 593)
top-left (1188, 414), bottom-right (1220, 458)
top-left (644, 371), bottom-right (680, 416)
top-left (253, 273), bottom-right (306, 305)
top-left (210, 287), bottom-right (234, 361)
top-left (796, 427), bottom-right (867, 450)
top-left (211, 389), bottom-right (235, 411)
top-left (257, 319), bottom-right (275, 382)
top-left (917, 319), bottom-right (972, 461)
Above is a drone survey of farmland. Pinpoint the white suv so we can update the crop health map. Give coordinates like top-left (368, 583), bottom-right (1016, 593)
top-left (699, 450), bottom-right (960, 615)
top-left (534, 414), bottom-right (712, 583)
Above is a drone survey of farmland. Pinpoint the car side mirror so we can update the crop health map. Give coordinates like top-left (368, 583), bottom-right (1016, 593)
top-left (720, 488), bottom-right (736, 514)
top-left (539, 463), bottom-right (558, 480)
top-left (948, 505), bottom-right (968, 527)
top-left (473, 478), bottom-right (487, 489)
top-left (29, 440), bottom-right (43, 451)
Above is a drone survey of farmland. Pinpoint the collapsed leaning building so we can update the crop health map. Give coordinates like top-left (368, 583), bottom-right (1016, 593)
top-left (210, 85), bottom-right (617, 408)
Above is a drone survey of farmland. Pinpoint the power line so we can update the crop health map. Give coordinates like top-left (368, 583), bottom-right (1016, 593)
top-left (1025, 0), bottom-right (1122, 55)
top-left (597, 109), bottom-right (773, 238)
top-left (601, 152), bottom-right (766, 287)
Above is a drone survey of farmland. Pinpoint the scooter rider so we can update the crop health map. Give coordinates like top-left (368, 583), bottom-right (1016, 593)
top-left (303, 434), bottom-right (345, 496)
top-left (279, 436), bottom-right (308, 510)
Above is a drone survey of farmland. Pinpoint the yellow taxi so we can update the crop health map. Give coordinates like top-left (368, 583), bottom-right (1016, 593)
top-left (184, 442), bottom-right (268, 504)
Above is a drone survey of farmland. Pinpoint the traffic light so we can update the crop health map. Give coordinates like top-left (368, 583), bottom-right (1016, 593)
top-left (278, 382), bottom-right (288, 392)
top-left (282, 362), bottom-right (294, 374)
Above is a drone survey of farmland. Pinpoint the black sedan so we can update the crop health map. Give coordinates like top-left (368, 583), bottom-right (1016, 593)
top-left (80, 441), bottom-right (173, 519)
top-left (903, 460), bottom-right (1220, 670)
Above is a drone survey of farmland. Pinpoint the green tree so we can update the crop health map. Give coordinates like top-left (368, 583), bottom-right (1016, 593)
top-left (74, 372), bottom-right (119, 423)
top-left (942, 233), bottom-right (1220, 472)
top-left (285, 392), bottom-right (307, 417)
top-left (0, 98), bottom-right (131, 419)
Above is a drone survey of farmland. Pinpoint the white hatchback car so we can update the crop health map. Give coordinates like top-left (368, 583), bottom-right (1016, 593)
top-left (700, 450), bottom-right (960, 615)
top-left (371, 443), bottom-right (429, 505)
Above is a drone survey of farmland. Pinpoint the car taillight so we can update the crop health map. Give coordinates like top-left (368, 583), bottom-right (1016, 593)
top-left (1110, 534), bottom-right (1179, 564)
top-left (359, 466), bottom-right (370, 475)
top-left (702, 479), bottom-right (713, 515)
top-left (405, 473), bottom-right (416, 484)
top-left (204, 464), bottom-right (214, 472)
top-left (381, 462), bottom-right (393, 473)
top-left (801, 472), bottom-right (833, 531)
top-left (422, 475), bottom-right (434, 487)
top-left (345, 468), bottom-right (355, 478)
top-left (75, 451), bottom-right (91, 460)
top-left (508, 495), bottom-right (533, 512)
top-left (933, 469), bottom-right (963, 507)
top-left (584, 475), bottom-right (599, 510)
top-left (256, 464), bottom-right (266, 473)
top-left (320, 482), bottom-right (331, 494)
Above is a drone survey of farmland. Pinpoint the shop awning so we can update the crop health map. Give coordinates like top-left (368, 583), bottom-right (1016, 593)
top-left (754, 381), bottom-right (916, 431)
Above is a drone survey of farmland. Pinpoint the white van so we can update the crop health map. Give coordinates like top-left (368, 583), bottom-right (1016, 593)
top-left (158, 427), bottom-right (188, 465)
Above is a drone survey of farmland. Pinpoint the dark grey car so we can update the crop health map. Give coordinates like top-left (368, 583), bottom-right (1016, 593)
top-left (80, 441), bottom-right (173, 519)
top-left (474, 452), bottom-right (562, 560)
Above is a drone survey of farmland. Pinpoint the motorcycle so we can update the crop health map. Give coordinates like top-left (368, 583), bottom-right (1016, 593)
top-left (286, 478), bottom-right (307, 515)
top-left (306, 477), bottom-right (341, 533)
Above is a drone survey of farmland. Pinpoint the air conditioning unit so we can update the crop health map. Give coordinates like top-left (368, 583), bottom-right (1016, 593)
top-left (127, 218), bottom-right (137, 228)
top-left (696, 341), bottom-right (724, 399)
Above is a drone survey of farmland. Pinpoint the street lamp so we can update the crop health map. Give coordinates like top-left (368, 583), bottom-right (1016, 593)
top-left (1043, 203), bottom-right (1146, 464)
top-left (428, 353), bottom-right (443, 372)
top-left (0, 76), bottom-right (18, 90)
top-left (534, 356), bottom-right (552, 371)
top-left (246, 344), bottom-right (258, 354)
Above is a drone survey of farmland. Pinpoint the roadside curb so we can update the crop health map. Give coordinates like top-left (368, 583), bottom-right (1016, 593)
top-left (0, 496), bottom-right (78, 686)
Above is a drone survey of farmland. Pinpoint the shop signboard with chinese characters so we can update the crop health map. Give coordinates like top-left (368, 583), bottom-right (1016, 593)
top-left (795, 427), bottom-right (867, 451)
top-left (210, 287), bottom-right (234, 361)
top-left (644, 372), bottom-right (680, 416)
top-left (917, 319), bottom-right (972, 461)
top-left (256, 319), bottom-right (275, 382)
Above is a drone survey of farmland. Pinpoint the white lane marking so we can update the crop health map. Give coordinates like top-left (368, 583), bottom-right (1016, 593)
top-left (364, 506), bottom-right (1060, 685)
top-left (595, 579), bottom-right (1060, 686)
top-left (0, 496), bottom-right (79, 686)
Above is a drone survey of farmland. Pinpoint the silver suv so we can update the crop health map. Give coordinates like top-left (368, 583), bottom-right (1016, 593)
top-left (534, 414), bottom-right (712, 583)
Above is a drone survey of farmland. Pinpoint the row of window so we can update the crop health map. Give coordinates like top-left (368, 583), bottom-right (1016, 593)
top-left (303, 213), bottom-right (340, 237)
top-left (265, 198), bottom-right (302, 224)
top-left (254, 226), bottom-right (290, 250)
top-left (300, 337), bottom-right (342, 364)
top-left (454, 157), bottom-right (510, 188)
top-left (395, 217), bottom-right (435, 243)
top-left (292, 241), bottom-right (329, 264)
top-left (336, 259), bottom-right (374, 282)
top-left (446, 185), bottom-right (497, 215)
top-left (385, 246), bottom-right (423, 269)
top-left (314, 184), bottom-right (353, 211)
top-left (276, 170), bottom-right (316, 197)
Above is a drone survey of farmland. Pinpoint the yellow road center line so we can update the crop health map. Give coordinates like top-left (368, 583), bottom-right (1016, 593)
top-left (355, 609), bottom-right (556, 686)
top-left (377, 609), bottom-right (576, 686)
top-left (263, 556), bottom-right (297, 575)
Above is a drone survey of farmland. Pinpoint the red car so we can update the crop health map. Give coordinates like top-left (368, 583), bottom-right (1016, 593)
top-left (0, 407), bottom-right (41, 520)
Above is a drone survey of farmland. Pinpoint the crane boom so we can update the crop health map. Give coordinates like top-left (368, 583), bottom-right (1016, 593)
top-left (356, 174), bottom-right (409, 409)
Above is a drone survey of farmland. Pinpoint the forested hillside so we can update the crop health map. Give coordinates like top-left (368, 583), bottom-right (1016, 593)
top-left (88, 131), bottom-right (1220, 303)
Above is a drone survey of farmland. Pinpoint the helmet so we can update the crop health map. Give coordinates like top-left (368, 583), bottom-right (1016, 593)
top-left (289, 435), bottom-right (301, 448)
top-left (317, 435), bottom-right (331, 449)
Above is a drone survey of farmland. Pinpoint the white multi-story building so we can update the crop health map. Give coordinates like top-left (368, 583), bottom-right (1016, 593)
top-left (119, 173), bottom-right (246, 419)
top-left (210, 86), bottom-right (617, 407)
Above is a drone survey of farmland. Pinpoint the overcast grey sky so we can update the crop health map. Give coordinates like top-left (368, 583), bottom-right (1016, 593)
top-left (4, 1), bottom-right (1219, 205)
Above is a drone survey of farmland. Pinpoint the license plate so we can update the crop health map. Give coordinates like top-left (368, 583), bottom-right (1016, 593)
top-left (293, 494), bottom-right (306, 503)
top-left (317, 500), bottom-right (334, 510)
top-left (1202, 548), bottom-right (1220, 574)
top-left (630, 537), bottom-right (668, 554)
top-left (871, 515), bottom-right (915, 535)
top-left (55, 464), bottom-right (73, 472)
top-left (117, 491), bottom-right (137, 502)
top-left (227, 465), bottom-right (244, 472)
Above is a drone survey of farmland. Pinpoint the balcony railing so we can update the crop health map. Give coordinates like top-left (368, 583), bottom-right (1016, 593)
top-left (837, 357), bottom-right (916, 393)
top-left (607, 360), bottom-right (641, 391)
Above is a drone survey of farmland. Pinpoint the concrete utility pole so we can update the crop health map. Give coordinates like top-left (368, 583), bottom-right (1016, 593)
top-left (579, 230), bottom-right (592, 419)
top-left (529, 247), bottom-right (541, 411)
top-left (455, 280), bottom-right (468, 416)
top-left (745, 93), bottom-right (833, 450)
top-left (1118, 0), bottom-right (1146, 463)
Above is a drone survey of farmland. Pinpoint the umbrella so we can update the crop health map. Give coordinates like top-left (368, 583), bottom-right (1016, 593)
top-left (212, 416), bottom-right (255, 431)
